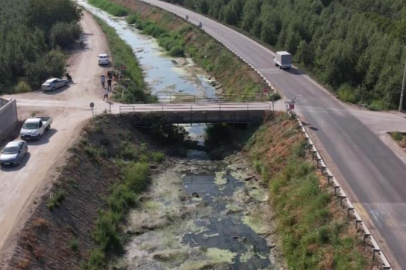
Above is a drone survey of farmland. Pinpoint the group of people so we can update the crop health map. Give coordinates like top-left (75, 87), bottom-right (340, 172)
top-left (101, 71), bottom-right (113, 101)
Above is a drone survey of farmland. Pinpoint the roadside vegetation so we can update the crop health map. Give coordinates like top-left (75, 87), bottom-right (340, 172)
top-left (6, 115), bottom-right (177, 269)
top-left (89, 0), bottom-right (268, 100)
top-left (0, 0), bottom-right (82, 93)
top-left (246, 113), bottom-right (375, 270)
top-left (390, 131), bottom-right (406, 149)
top-left (162, 0), bottom-right (406, 110)
top-left (93, 17), bottom-right (156, 103)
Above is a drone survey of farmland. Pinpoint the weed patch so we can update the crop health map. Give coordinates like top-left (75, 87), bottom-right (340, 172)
top-left (47, 189), bottom-right (66, 211)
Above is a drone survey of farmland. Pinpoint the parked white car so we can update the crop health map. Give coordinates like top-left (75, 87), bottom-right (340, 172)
top-left (20, 117), bottom-right (53, 141)
top-left (41, 78), bottom-right (68, 92)
top-left (98, 54), bottom-right (110, 65)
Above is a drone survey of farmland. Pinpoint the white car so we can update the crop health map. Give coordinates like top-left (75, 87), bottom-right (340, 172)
top-left (98, 54), bottom-right (110, 65)
top-left (41, 78), bottom-right (68, 92)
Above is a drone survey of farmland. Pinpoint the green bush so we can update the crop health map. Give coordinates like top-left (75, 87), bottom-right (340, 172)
top-left (92, 210), bottom-right (122, 251)
top-left (391, 131), bottom-right (404, 141)
top-left (151, 151), bottom-right (165, 163)
top-left (50, 22), bottom-right (81, 49)
top-left (367, 100), bottom-right (386, 111)
top-left (69, 238), bottom-right (79, 251)
top-left (88, 0), bottom-right (128, 16)
top-left (86, 248), bottom-right (106, 269)
top-left (15, 81), bottom-right (32, 93)
top-left (124, 162), bottom-right (150, 193)
top-left (107, 184), bottom-right (136, 213)
top-left (47, 188), bottom-right (66, 210)
top-left (169, 46), bottom-right (185, 57)
top-left (126, 14), bottom-right (139, 24)
top-left (142, 24), bottom-right (167, 37)
top-left (25, 50), bottom-right (66, 88)
top-left (337, 84), bottom-right (357, 103)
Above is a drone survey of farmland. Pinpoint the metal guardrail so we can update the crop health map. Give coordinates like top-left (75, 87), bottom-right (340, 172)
top-left (290, 112), bottom-right (393, 270)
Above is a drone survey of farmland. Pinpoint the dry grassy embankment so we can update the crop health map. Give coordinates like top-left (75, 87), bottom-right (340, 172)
top-left (245, 113), bottom-right (377, 270)
top-left (6, 115), bottom-right (173, 270)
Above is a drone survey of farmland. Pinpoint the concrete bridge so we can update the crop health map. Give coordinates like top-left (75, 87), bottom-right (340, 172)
top-left (118, 102), bottom-right (273, 125)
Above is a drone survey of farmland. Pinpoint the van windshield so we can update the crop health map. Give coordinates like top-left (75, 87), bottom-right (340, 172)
top-left (23, 123), bottom-right (39, 129)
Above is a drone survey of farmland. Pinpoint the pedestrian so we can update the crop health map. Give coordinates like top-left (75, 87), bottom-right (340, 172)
top-left (103, 87), bottom-right (109, 101)
top-left (101, 74), bottom-right (106, 88)
top-left (107, 77), bottom-right (112, 91)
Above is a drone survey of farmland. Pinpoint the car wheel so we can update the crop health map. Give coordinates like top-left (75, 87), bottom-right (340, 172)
top-left (46, 125), bottom-right (51, 131)
top-left (52, 87), bottom-right (56, 92)
top-left (15, 158), bottom-right (21, 166)
top-left (65, 81), bottom-right (68, 86)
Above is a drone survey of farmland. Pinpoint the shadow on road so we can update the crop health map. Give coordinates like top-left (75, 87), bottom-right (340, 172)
top-left (285, 67), bottom-right (304, 76)
top-left (25, 129), bottom-right (57, 146)
top-left (42, 85), bottom-right (70, 95)
top-left (309, 126), bottom-right (319, 131)
top-left (0, 153), bottom-right (31, 172)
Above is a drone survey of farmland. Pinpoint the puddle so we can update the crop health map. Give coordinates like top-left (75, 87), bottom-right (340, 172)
top-left (77, 0), bottom-right (218, 101)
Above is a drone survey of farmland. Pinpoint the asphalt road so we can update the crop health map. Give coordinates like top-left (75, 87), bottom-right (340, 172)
top-left (140, 0), bottom-right (406, 268)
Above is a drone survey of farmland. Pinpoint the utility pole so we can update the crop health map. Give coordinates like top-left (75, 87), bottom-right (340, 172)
top-left (399, 46), bottom-right (406, 111)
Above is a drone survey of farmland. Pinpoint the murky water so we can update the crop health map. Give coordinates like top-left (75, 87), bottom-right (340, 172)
top-left (78, 2), bottom-right (276, 269)
top-left (118, 156), bottom-right (276, 270)
top-left (77, 0), bottom-right (217, 102)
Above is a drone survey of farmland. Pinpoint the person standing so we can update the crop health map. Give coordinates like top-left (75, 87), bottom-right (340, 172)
top-left (101, 74), bottom-right (106, 88)
top-left (103, 87), bottom-right (109, 101)
top-left (107, 77), bottom-right (112, 91)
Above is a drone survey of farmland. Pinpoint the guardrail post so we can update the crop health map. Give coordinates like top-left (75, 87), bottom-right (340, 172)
top-left (327, 175), bottom-right (333, 185)
top-left (347, 207), bottom-right (354, 217)
top-left (338, 195), bottom-right (346, 207)
top-left (355, 219), bottom-right (363, 229)
top-left (363, 233), bottom-right (371, 243)
top-left (334, 185), bottom-right (340, 196)
top-left (373, 248), bottom-right (380, 260)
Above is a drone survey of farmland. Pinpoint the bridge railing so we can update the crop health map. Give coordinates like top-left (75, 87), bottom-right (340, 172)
top-left (118, 102), bottom-right (273, 114)
top-left (155, 93), bottom-right (278, 103)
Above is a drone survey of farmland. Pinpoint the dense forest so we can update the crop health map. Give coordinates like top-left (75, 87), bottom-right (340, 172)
top-left (163, 0), bottom-right (406, 110)
top-left (0, 0), bottom-right (82, 93)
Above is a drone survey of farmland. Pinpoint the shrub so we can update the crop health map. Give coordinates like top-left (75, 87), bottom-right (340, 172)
top-left (169, 46), bottom-right (185, 57)
top-left (86, 248), bottom-right (106, 269)
top-left (88, 0), bottom-right (128, 16)
top-left (25, 50), bottom-right (66, 88)
top-left (107, 184), bottom-right (136, 213)
top-left (47, 189), bottom-right (66, 210)
top-left (391, 131), bottom-right (404, 141)
top-left (126, 14), bottom-right (139, 24)
top-left (92, 210), bottom-right (122, 251)
top-left (50, 22), bottom-right (81, 49)
top-left (69, 238), bottom-right (79, 251)
top-left (15, 81), bottom-right (32, 93)
top-left (124, 162), bottom-right (150, 192)
top-left (337, 84), bottom-right (356, 103)
top-left (151, 151), bottom-right (165, 163)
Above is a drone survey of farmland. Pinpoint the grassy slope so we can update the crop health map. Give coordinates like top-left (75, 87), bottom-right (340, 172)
top-left (92, 0), bottom-right (268, 100)
top-left (7, 115), bottom-right (165, 269)
top-left (245, 113), bottom-right (375, 270)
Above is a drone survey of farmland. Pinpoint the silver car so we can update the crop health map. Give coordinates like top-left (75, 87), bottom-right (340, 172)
top-left (41, 78), bottom-right (68, 92)
top-left (0, 141), bottom-right (28, 167)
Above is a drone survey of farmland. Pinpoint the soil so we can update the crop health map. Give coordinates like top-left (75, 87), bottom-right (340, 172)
top-left (3, 115), bottom-right (186, 270)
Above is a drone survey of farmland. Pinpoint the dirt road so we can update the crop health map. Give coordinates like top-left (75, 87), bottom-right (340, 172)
top-left (0, 11), bottom-right (111, 263)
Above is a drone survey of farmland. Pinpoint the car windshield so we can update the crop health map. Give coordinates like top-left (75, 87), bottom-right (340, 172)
top-left (1, 146), bottom-right (18, 154)
top-left (99, 56), bottom-right (107, 58)
top-left (23, 123), bottom-right (39, 129)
